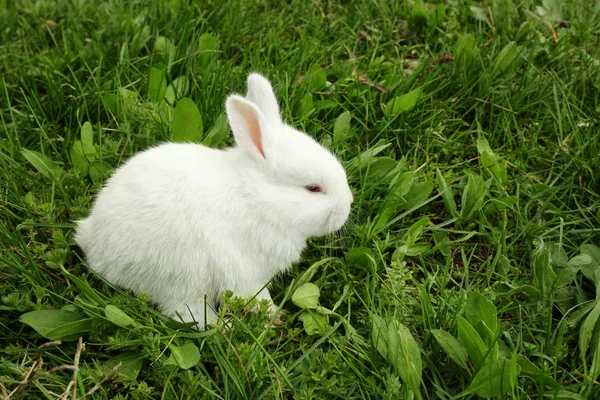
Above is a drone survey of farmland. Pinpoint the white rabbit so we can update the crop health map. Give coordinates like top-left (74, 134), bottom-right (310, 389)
top-left (75, 73), bottom-right (353, 328)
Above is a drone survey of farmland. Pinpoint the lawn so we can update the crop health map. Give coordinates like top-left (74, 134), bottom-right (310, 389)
top-left (1, 0), bottom-right (600, 398)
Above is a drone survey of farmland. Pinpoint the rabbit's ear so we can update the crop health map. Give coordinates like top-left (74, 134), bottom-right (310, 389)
top-left (226, 95), bottom-right (270, 159)
top-left (245, 73), bottom-right (281, 124)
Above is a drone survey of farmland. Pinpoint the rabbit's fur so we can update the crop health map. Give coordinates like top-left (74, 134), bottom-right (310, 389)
top-left (75, 73), bottom-right (353, 328)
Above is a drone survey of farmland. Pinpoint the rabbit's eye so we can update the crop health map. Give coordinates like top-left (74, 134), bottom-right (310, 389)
top-left (305, 184), bottom-right (322, 193)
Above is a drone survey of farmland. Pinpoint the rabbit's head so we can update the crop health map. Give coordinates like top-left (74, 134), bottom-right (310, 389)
top-left (226, 73), bottom-right (353, 238)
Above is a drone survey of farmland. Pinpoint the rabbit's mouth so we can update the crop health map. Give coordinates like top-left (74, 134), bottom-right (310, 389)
top-left (325, 208), bottom-right (347, 234)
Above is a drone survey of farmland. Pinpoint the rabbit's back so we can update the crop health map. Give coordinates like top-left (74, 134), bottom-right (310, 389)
top-left (75, 144), bottom-right (235, 299)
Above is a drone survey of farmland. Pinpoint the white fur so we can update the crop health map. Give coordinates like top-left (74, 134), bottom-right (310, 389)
top-left (75, 73), bottom-right (353, 328)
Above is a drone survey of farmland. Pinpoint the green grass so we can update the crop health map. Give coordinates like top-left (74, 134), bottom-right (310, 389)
top-left (2, 0), bottom-right (600, 398)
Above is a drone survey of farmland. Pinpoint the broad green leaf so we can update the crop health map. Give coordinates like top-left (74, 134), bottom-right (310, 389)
top-left (333, 110), bottom-right (351, 144)
top-left (163, 355), bottom-right (177, 366)
top-left (345, 247), bottom-right (375, 268)
top-left (315, 99), bottom-right (337, 110)
top-left (574, 252), bottom-right (594, 267)
top-left (491, 41), bottom-right (523, 76)
top-left (165, 76), bottom-right (191, 105)
top-left (430, 329), bottom-right (469, 370)
top-left (70, 141), bottom-right (88, 173)
top-left (393, 217), bottom-right (431, 262)
top-left (498, 254), bottom-right (511, 274)
top-left (430, 4), bottom-right (446, 26)
top-left (171, 98), bottom-right (203, 143)
top-left (410, 0), bottom-right (428, 26)
top-left (298, 311), bottom-right (329, 335)
top-left (299, 92), bottom-right (314, 116)
top-left (320, 134), bottom-right (333, 148)
top-left (103, 93), bottom-right (122, 118)
top-left (130, 24), bottom-right (151, 54)
top-left (148, 67), bottom-right (167, 103)
top-left (476, 136), bottom-right (507, 184)
top-left (105, 352), bottom-right (143, 380)
top-left (572, 254), bottom-right (594, 280)
top-left (541, 390), bottom-right (585, 400)
top-left (483, 196), bottom-right (518, 215)
top-left (371, 207), bottom-right (395, 235)
top-left (398, 181), bottom-right (433, 210)
top-left (393, 243), bottom-right (431, 261)
top-left (292, 283), bottom-right (320, 309)
top-left (551, 243), bottom-right (569, 267)
top-left (580, 244), bottom-right (600, 287)
top-left (89, 160), bottom-right (109, 185)
top-left (20, 309), bottom-right (92, 341)
top-left (204, 114), bottom-right (229, 147)
top-left (21, 149), bottom-right (62, 182)
top-left (469, 6), bottom-right (489, 24)
top-left (80, 121), bottom-right (96, 161)
top-left (568, 301), bottom-right (596, 327)
top-left (404, 243), bottom-right (431, 257)
top-left (475, 320), bottom-right (498, 360)
top-left (154, 35), bottom-right (173, 55)
top-left (580, 300), bottom-right (600, 366)
top-left (435, 169), bottom-right (457, 217)
top-left (464, 292), bottom-right (498, 341)
top-left (404, 217), bottom-right (430, 241)
top-left (198, 33), bottom-right (217, 66)
top-left (364, 157), bottom-right (397, 180)
top-left (105, 305), bottom-right (136, 328)
top-left (391, 245), bottom-right (409, 262)
top-left (167, 342), bottom-right (200, 369)
top-left (591, 331), bottom-right (600, 387)
top-left (536, 0), bottom-right (563, 22)
top-left (553, 287), bottom-right (581, 315)
top-left (119, 41), bottom-right (130, 64)
top-left (496, 284), bottom-right (541, 300)
top-left (489, 160), bottom-right (507, 184)
top-left (434, 231), bottom-right (452, 257)
top-left (460, 171), bottom-right (486, 220)
top-left (461, 357), bottom-right (520, 397)
top-left (516, 355), bottom-right (559, 388)
top-left (389, 156), bottom-right (407, 179)
top-left (554, 250), bottom-right (581, 289)
top-left (476, 137), bottom-right (495, 167)
top-left (45, 319), bottom-right (93, 341)
top-left (385, 87), bottom-right (422, 117)
top-left (350, 142), bottom-right (392, 170)
top-left (456, 315), bottom-right (487, 368)
top-left (395, 321), bottom-right (424, 393)
top-left (389, 171), bottom-right (414, 198)
top-left (303, 64), bottom-right (327, 92)
top-left (168, 0), bottom-right (182, 13)
top-left (533, 241), bottom-right (557, 299)
top-left (372, 316), bottom-right (423, 395)
top-left (480, 151), bottom-right (495, 168)
top-left (454, 34), bottom-right (475, 67)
